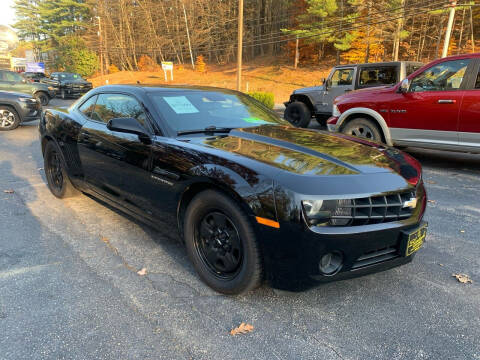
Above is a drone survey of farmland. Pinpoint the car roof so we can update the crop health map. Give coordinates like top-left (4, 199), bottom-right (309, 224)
top-left (92, 84), bottom-right (243, 95)
top-left (334, 61), bottom-right (423, 69)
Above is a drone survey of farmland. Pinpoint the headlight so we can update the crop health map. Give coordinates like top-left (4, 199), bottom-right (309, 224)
top-left (332, 104), bottom-right (341, 117)
top-left (19, 97), bottom-right (37, 103)
top-left (47, 86), bottom-right (55, 91)
top-left (302, 199), bottom-right (352, 226)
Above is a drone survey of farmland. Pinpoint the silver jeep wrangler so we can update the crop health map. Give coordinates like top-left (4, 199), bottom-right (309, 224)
top-left (284, 61), bottom-right (422, 128)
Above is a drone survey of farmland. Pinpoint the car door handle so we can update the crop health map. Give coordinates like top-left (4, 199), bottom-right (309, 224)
top-left (438, 99), bottom-right (456, 104)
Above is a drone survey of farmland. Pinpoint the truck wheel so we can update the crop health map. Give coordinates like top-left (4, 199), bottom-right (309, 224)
top-left (284, 101), bottom-right (311, 128)
top-left (0, 106), bottom-right (20, 131)
top-left (342, 118), bottom-right (383, 143)
top-left (35, 92), bottom-right (49, 106)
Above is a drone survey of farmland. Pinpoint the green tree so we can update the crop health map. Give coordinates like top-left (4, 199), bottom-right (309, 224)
top-left (56, 36), bottom-right (98, 77)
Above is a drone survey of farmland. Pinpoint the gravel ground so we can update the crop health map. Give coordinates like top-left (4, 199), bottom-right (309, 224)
top-left (0, 99), bottom-right (479, 360)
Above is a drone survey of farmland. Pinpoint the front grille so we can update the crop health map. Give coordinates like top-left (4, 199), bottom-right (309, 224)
top-left (331, 190), bottom-right (416, 226)
top-left (351, 246), bottom-right (399, 269)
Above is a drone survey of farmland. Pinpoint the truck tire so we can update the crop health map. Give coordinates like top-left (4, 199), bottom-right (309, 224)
top-left (342, 118), bottom-right (383, 143)
top-left (284, 101), bottom-right (311, 128)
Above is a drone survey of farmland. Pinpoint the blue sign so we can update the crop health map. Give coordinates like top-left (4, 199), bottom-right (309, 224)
top-left (26, 62), bottom-right (45, 73)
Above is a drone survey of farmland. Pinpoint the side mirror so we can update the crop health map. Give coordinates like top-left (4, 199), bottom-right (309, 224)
top-left (107, 117), bottom-right (150, 142)
top-left (324, 78), bottom-right (331, 90)
top-left (398, 78), bottom-right (410, 93)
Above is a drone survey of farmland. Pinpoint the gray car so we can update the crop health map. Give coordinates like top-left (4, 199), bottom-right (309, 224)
top-left (0, 90), bottom-right (42, 131)
top-left (284, 61), bottom-right (423, 128)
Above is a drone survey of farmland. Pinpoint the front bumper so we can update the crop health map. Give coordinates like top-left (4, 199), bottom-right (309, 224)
top-left (19, 101), bottom-right (42, 123)
top-left (258, 218), bottom-right (427, 291)
top-left (326, 116), bottom-right (339, 132)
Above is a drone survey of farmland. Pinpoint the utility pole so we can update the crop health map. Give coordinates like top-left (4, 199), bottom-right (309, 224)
top-left (236, 0), bottom-right (244, 91)
top-left (96, 16), bottom-right (103, 76)
top-left (294, 36), bottom-right (299, 69)
top-left (442, 0), bottom-right (457, 58)
top-left (182, 2), bottom-right (195, 69)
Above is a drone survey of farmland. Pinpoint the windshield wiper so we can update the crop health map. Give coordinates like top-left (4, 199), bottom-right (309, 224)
top-left (177, 126), bottom-right (234, 136)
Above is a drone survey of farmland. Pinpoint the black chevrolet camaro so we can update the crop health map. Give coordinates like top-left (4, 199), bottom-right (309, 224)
top-left (39, 85), bottom-right (427, 294)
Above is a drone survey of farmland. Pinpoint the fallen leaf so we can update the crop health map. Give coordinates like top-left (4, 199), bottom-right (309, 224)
top-left (453, 273), bottom-right (472, 284)
top-left (230, 322), bottom-right (254, 336)
top-left (3, 189), bottom-right (14, 194)
top-left (460, 230), bottom-right (465, 233)
top-left (427, 200), bottom-right (436, 204)
top-left (426, 180), bottom-right (436, 184)
top-left (137, 267), bottom-right (147, 276)
top-left (438, 263), bottom-right (444, 267)
top-left (37, 167), bottom-right (44, 171)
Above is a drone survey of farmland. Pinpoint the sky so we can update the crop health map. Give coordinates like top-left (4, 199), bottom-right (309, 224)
top-left (0, 0), bottom-right (16, 27)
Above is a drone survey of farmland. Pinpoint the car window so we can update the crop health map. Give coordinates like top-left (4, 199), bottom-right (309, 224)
top-left (93, 93), bottom-right (147, 126)
top-left (358, 66), bottom-right (398, 87)
top-left (148, 90), bottom-right (287, 133)
top-left (410, 59), bottom-right (470, 92)
top-left (78, 95), bottom-right (98, 119)
top-left (406, 64), bottom-right (422, 76)
top-left (2, 71), bottom-right (23, 82)
top-left (330, 68), bottom-right (354, 86)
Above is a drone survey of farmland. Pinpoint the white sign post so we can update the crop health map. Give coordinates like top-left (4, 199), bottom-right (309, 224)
top-left (161, 61), bottom-right (173, 82)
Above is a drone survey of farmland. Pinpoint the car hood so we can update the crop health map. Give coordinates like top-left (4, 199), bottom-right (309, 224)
top-left (201, 125), bottom-right (420, 182)
top-left (335, 85), bottom-right (394, 102)
top-left (293, 85), bottom-right (324, 94)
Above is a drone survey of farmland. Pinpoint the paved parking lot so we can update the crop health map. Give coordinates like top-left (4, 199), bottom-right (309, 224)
top-left (0, 99), bottom-right (479, 359)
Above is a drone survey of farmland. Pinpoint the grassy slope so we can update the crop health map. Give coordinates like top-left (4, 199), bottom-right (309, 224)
top-left (89, 61), bottom-right (333, 105)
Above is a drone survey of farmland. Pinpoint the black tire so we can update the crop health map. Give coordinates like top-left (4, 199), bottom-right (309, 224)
top-left (35, 91), bottom-right (49, 106)
top-left (60, 89), bottom-right (66, 100)
top-left (0, 106), bottom-right (20, 131)
top-left (44, 141), bottom-right (79, 198)
top-left (342, 118), bottom-right (383, 143)
top-left (183, 190), bottom-right (263, 295)
top-left (284, 101), bottom-right (311, 128)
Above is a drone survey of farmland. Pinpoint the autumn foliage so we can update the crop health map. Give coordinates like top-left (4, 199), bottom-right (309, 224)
top-left (138, 55), bottom-right (159, 72)
top-left (195, 55), bottom-right (207, 73)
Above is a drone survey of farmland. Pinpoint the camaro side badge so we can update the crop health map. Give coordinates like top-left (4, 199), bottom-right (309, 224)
top-left (403, 197), bottom-right (417, 209)
top-left (151, 175), bottom-right (174, 186)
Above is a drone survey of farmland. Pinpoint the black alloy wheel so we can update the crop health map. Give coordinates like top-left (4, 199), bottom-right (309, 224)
top-left (35, 92), bottom-right (49, 106)
top-left (195, 211), bottom-right (243, 279)
top-left (184, 190), bottom-right (262, 295)
top-left (44, 141), bottom-right (78, 198)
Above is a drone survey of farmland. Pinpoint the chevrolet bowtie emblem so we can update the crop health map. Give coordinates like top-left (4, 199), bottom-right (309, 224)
top-left (403, 197), bottom-right (417, 209)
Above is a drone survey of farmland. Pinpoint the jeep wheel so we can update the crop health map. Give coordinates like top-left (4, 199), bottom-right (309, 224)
top-left (284, 101), bottom-right (311, 128)
top-left (342, 118), bottom-right (383, 142)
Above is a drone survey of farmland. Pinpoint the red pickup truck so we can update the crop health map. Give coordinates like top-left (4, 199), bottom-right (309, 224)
top-left (327, 53), bottom-right (480, 153)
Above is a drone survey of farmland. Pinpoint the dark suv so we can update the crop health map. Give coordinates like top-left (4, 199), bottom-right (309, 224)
top-left (0, 70), bottom-right (55, 106)
top-left (41, 72), bottom-right (92, 99)
top-left (284, 61), bottom-right (423, 128)
top-left (0, 90), bottom-right (41, 131)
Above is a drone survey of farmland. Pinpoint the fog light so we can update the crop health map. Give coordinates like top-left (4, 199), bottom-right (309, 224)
top-left (319, 252), bottom-right (343, 275)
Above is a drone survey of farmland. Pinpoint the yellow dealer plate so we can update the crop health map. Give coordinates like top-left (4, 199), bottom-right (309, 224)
top-left (406, 224), bottom-right (427, 256)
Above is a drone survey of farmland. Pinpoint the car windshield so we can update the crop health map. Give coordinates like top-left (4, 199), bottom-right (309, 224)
top-left (58, 73), bottom-right (82, 80)
top-left (148, 90), bottom-right (287, 133)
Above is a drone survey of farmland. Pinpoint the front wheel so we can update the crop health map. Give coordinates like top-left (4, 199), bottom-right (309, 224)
top-left (0, 106), bottom-right (20, 131)
top-left (284, 101), bottom-right (311, 128)
top-left (183, 190), bottom-right (263, 295)
top-left (44, 141), bottom-right (79, 198)
top-left (35, 92), bottom-right (49, 106)
top-left (342, 118), bottom-right (383, 143)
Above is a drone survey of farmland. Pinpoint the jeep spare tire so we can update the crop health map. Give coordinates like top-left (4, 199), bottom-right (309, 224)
top-left (284, 101), bottom-right (311, 128)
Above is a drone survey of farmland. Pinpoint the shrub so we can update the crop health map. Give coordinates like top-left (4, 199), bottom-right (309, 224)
top-left (56, 36), bottom-right (98, 77)
top-left (108, 64), bottom-right (120, 73)
top-left (137, 55), bottom-right (158, 71)
top-left (195, 55), bottom-right (207, 73)
top-left (247, 91), bottom-right (275, 109)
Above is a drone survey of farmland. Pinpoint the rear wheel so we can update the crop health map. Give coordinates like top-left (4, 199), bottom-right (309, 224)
top-left (342, 118), bottom-right (383, 142)
top-left (284, 101), bottom-right (311, 128)
top-left (35, 91), bottom-right (49, 106)
top-left (0, 106), bottom-right (20, 131)
top-left (184, 190), bottom-right (263, 295)
top-left (44, 141), bottom-right (78, 198)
